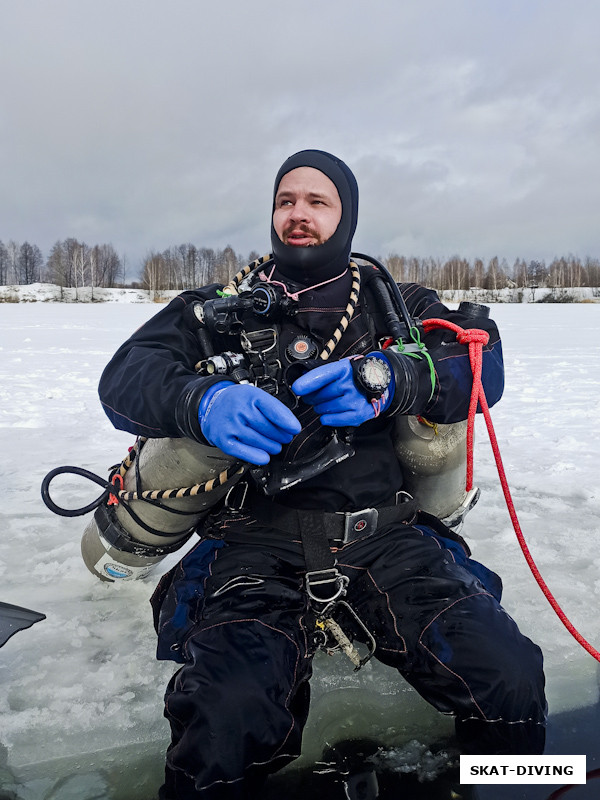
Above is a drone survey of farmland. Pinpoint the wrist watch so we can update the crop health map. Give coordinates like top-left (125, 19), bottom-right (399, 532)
top-left (355, 355), bottom-right (392, 401)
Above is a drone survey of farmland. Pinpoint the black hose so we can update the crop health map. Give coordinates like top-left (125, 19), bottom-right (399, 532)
top-left (352, 252), bottom-right (419, 332)
top-left (41, 466), bottom-right (111, 517)
top-left (365, 274), bottom-right (408, 341)
top-left (42, 459), bottom-right (215, 540)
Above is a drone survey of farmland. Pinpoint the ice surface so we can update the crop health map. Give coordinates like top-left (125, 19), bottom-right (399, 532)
top-left (1, 298), bottom-right (599, 794)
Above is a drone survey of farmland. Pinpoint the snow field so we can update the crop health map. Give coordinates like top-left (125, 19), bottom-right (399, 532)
top-left (0, 300), bottom-right (599, 780)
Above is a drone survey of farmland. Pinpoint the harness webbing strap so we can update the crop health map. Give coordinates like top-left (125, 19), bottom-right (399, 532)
top-left (297, 510), bottom-right (337, 574)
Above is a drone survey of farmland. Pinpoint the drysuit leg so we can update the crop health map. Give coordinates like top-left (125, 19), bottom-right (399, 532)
top-left (159, 541), bottom-right (315, 799)
top-left (343, 525), bottom-right (547, 754)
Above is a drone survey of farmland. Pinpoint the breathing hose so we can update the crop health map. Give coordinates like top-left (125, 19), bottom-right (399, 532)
top-left (352, 252), bottom-right (419, 332)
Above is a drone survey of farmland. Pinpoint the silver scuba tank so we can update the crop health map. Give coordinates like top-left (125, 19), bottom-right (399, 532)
top-left (392, 300), bottom-right (491, 529)
top-left (81, 437), bottom-right (239, 582)
top-left (393, 415), bottom-right (479, 529)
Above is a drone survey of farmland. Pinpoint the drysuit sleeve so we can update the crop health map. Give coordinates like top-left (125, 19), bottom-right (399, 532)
top-left (98, 287), bottom-right (224, 440)
top-left (389, 283), bottom-right (504, 424)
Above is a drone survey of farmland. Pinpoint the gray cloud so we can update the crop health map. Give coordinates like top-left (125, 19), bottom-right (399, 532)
top-left (1, 0), bottom-right (599, 274)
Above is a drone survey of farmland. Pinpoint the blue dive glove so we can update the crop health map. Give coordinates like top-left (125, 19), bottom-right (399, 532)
top-left (291, 355), bottom-right (394, 427)
top-left (198, 382), bottom-right (301, 465)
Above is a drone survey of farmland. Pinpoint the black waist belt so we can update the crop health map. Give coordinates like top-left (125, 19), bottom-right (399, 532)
top-left (250, 493), bottom-right (418, 547)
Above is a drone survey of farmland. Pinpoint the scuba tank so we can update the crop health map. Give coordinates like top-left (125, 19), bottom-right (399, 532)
top-left (42, 437), bottom-right (241, 583)
top-left (80, 438), bottom-right (239, 582)
top-left (356, 254), bottom-right (486, 531)
top-left (393, 416), bottom-right (479, 529)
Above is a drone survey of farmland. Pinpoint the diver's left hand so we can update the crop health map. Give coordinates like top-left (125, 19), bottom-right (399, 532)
top-left (291, 358), bottom-right (377, 427)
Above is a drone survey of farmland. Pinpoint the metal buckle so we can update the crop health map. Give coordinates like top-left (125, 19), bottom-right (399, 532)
top-left (395, 490), bottom-right (413, 504)
top-left (240, 328), bottom-right (278, 354)
top-left (305, 568), bottom-right (349, 604)
top-left (337, 507), bottom-right (379, 545)
top-left (224, 481), bottom-right (248, 513)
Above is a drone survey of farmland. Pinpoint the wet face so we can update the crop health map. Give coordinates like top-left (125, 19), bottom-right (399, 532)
top-left (273, 167), bottom-right (342, 247)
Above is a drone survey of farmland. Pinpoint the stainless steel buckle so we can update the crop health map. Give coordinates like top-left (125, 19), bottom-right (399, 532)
top-left (224, 480), bottom-right (248, 513)
top-left (337, 507), bottom-right (379, 545)
top-left (305, 568), bottom-right (349, 604)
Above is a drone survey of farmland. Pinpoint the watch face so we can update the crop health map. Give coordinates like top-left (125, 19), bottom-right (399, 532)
top-left (360, 356), bottom-right (391, 391)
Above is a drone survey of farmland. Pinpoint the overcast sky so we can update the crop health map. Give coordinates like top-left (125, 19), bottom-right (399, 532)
top-left (2, 0), bottom-right (599, 274)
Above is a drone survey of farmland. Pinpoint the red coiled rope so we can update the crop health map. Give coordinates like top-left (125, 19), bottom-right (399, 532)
top-left (423, 318), bottom-right (600, 663)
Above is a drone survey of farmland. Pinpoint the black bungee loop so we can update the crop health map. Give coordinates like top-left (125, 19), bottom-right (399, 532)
top-left (41, 466), bottom-right (111, 517)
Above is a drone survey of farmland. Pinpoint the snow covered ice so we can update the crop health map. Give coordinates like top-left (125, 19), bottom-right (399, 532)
top-left (1, 298), bottom-right (599, 798)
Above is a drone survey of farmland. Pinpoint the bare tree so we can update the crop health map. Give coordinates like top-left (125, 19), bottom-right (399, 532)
top-left (471, 258), bottom-right (485, 288)
top-left (484, 257), bottom-right (501, 291)
top-left (0, 241), bottom-right (8, 285)
top-left (17, 242), bottom-right (44, 284)
top-left (176, 243), bottom-right (199, 288)
top-left (61, 238), bottom-right (80, 287)
top-left (529, 259), bottom-right (547, 287)
top-left (198, 247), bottom-right (217, 285)
top-left (70, 241), bottom-right (90, 299)
top-left (214, 245), bottom-right (239, 285)
top-left (585, 257), bottom-right (600, 288)
top-left (120, 252), bottom-right (128, 287)
top-left (91, 243), bottom-right (121, 288)
top-left (6, 241), bottom-right (19, 284)
top-left (141, 251), bottom-right (168, 294)
top-left (45, 241), bottom-right (69, 298)
top-left (384, 254), bottom-right (406, 282)
top-left (512, 258), bottom-right (528, 289)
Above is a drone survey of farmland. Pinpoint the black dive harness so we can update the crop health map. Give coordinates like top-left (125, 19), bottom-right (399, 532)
top-left (249, 491), bottom-right (418, 667)
top-left (189, 252), bottom-right (422, 494)
top-left (193, 253), bottom-right (426, 669)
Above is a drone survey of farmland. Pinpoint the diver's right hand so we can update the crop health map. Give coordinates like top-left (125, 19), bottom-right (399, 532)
top-left (198, 382), bottom-right (301, 465)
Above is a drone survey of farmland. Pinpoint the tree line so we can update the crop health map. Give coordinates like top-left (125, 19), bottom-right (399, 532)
top-left (0, 238), bottom-right (124, 294)
top-left (135, 247), bottom-right (600, 293)
top-left (384, 254), bottom-right (600, 292)
top-left (2, 238), bottom-right (599, 292)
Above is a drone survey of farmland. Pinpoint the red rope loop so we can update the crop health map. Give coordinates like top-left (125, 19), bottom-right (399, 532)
top-left (422, 317), bottom-right (600, 663)
top-left (456, 328), bottom-right (489, 346)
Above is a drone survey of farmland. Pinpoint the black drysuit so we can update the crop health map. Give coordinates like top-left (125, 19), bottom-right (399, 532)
top-left (98, 267), bottom-right (547, 799)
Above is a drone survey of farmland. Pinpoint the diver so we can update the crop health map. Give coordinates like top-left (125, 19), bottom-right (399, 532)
top-left (97, 150), bottom-right (547, 799)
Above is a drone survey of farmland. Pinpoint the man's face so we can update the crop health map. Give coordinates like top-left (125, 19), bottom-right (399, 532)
top-left (273, 167), bottom-right (342, 247)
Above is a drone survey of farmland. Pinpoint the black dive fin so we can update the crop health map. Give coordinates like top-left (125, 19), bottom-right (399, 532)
top-left (0, 601), bottom-right (46, 648)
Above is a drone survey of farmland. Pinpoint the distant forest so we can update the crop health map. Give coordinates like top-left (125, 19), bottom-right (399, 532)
top-left (1, 237), bottom-right (600, 292)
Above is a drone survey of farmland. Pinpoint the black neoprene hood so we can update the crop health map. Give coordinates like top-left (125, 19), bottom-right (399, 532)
top-left (270, 149), bottom-right (359, 283)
